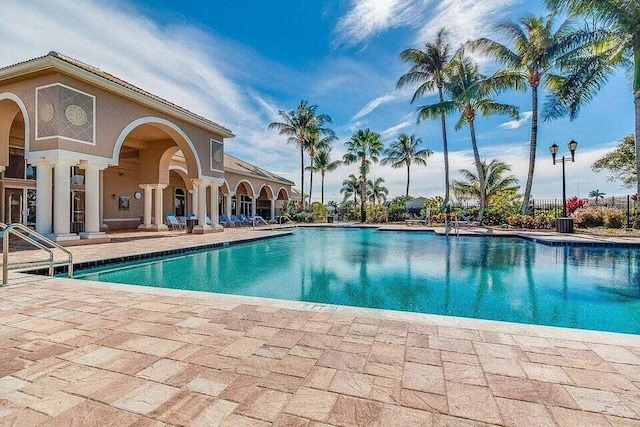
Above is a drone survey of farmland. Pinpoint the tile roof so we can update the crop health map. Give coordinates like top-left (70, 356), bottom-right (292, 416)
top-left (224, 153), bottom-right (294, 186)
top-left (0, 51), bottom-right (233, 136)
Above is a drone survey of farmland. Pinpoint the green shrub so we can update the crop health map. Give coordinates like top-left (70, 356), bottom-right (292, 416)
top-left (388, 196), bottom-right (410, 221)
top-left (311, 202), bottom-right (328, 223)
top-left (365, 204), bottom-right (388, 223)
top-left (294, 212), bottom-right (313, 223)
top-left (533, 211), bottom-right (555, 229)
top-left (573, 206), bottom-right (606, 228)
top-left (604, 208), bottom-right (624, 229)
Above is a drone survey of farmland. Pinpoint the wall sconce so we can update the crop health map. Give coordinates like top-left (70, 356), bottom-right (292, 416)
top-left (112, 194), bottom-right (116, 200)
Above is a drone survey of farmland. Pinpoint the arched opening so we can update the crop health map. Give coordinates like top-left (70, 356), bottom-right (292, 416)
top-left (275, 188), bottom-right (290, 219)
top-left (256, 185), bottom-right (274, 219)
top-left (0, 96), bottom-right (34, 226)
top-left (233, 181), bottom-right (254, 217)
top-left (104, 119), bottom-right (200, 230)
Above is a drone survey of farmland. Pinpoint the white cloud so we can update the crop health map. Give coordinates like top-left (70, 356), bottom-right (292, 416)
top-left (416, 0), bottom-right (520, 48)
top-left (351, 93), bottom-right (399, 121)
top-left (380, 118), bottom-right (414, 139)
top-left (335, 0), bottom-right (428, 46)
top-left (336, 0), bottom-right (520, 50)
top-left (499, 111), bottom-right (533, 129)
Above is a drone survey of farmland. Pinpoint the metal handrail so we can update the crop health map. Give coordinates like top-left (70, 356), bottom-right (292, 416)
top-left (252, 216), bottom-right (275, 231)
top-left (1, 223), bottom-right (73, 284)
top-left (279, 215), bottom-right (293, 225)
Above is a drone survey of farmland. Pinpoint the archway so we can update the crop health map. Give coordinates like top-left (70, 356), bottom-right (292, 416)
top-left (104, 118), bottom-right (201, 230)
top-left (233, 181), bottom-right (254, 217)
top-left (0, 95), bottom-right (34, 226)
top-left (257, 184), bottom-right (274, 219)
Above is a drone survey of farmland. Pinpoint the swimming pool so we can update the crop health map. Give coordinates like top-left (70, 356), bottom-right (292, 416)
top-left (76, 227), bottom-right (640, 334)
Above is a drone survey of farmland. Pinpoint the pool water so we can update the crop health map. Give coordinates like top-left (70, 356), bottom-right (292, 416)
top-left (76, 228), bottom-right (640, 334)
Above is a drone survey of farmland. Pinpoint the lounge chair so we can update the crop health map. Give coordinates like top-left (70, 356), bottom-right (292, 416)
top-left (457, 214), bottom-right (480, 227)
top-left (236, 214), bottom-right (252, 225)
top-left (165, 214), bottom-right (185, 230)
top-left (405, 216), bottom-right (427, 227)
top-left (219, 215), bottom-right (233, 227)
top-left (230, 215), bottom-right (247, 226)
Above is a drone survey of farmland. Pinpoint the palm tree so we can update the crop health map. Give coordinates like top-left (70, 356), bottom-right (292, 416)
top-left (304, 125), bottom-right (337, 205)
top-left (340, 174), bottom-right (360, 206)
top-left (367, 177), bottom-right (389, 204)
top-left (268, 100), bottom-right (332, 209)
top-left (452, 160), bottom-right (520, 210)
top-left (470, 16), bottom-right (601, 215)
top-left (306, 148), bottom-right (342, 204)
top-left (343, 129), bottom-right (384, 222)
top-left (545, 0), bottom-right (640, 228)
top-left (589, 189), bottom-right (606, 205)
top-left (417, 48), bottom-right (522, 222)
top-left (398, 28), bottom-right (454, 209)
top-left (381, 134), bottom-right (433, 198)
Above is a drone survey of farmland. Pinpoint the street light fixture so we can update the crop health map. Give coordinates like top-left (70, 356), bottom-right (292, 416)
top-left (549, 140), bottom-right (578, 232)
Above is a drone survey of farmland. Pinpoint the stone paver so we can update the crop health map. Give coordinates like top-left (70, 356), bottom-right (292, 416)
top-left (2, 233), bottom-right (640, 426)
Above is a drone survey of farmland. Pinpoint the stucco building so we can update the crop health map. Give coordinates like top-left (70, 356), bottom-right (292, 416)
top-left (0, 52), bottom-right (291, 243)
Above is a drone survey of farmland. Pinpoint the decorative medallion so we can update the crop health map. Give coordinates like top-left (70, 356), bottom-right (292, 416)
top-left (213, 148), bottom-right (223, 163)
top-left (40, 102), bottom-right (55, 123)
top-left (65, 104), bottom-right (88, 126)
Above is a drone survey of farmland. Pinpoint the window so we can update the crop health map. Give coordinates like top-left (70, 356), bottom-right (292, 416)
top-left (5, 148), bottom-right (37, 180)
top-left (174, 188), bottom-right (186, 216)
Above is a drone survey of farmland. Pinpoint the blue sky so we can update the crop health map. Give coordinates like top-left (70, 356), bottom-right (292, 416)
top-left (0, 0), bottom-right (635, 200)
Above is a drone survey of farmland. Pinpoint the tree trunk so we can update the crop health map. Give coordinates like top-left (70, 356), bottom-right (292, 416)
top-left (469, 120), bottom-right (486, 223)
top-left (406, 165), bottom-right (410, 199)
top-left (309, 159), bottom-right (314, 207)
top-left (360, 159), bottom-right (367, 222)
top-left (300, 145), bottom-right (305, 210)
top-left (321, 172), bottom-right (325, 205)
top-left (360, 175), bottom-right (367, 223)
top-left (439, 86), bottom-right (450, 210)
top-left (522, 84), bottom-right (538, 215)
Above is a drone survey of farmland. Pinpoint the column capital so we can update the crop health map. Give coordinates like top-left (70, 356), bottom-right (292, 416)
top-left (151, 184), bottom-right (167, 190)
top-left (139, 184), bottom-right (153, 190)
top-left (79, 160), bottom-right (108, 171)
top-left (271, 197), bottom-right (278, 202)
top-left (27, 157), bottom-right (52, 167)
top-left (51, 159), bottom-right (79, 168)
top-left (191, 178), bottom-right (203, 186)
top-left (227, 192), bottom-right (235, 197)
top-left (209, 177), bottom-right (225, 187)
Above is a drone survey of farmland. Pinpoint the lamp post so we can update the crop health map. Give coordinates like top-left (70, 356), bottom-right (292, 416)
top-left (549, 140), bottom-right (578, 232)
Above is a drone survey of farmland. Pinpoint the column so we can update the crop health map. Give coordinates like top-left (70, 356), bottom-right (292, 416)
top-left (225, 192), bottom-right (233, 217)
top-left (52, 160), bottom-right (78, 241)
top-left (191, 187), bottom-right (198, 218)
top-left (99, 169), bottom-right (106, 231)
top-left (193, 179), bottom-right (212, 234)
top-left (138, 185), bottom-right (153, 229)
top-left (251, 196), bottom-right (257, 218)
top-left (33, 159), bottom-right (53, 235)
top-left (270, 198), bottom-right (276, 221)
top-left (153, 184), bottom-right (167, 230)
top-left (80, 163), bottom-right (106, 239)
top-left (210, 181), bottom-right (223, 232)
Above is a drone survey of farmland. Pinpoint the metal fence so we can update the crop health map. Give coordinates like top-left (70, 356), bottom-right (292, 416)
top-left (531, 196), bottom-right (637, 228)
top-left (442, 196), bottom-right (638, 228)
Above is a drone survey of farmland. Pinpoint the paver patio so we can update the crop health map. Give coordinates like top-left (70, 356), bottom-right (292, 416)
top-left (1, 228), bottom-right (640, 426)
